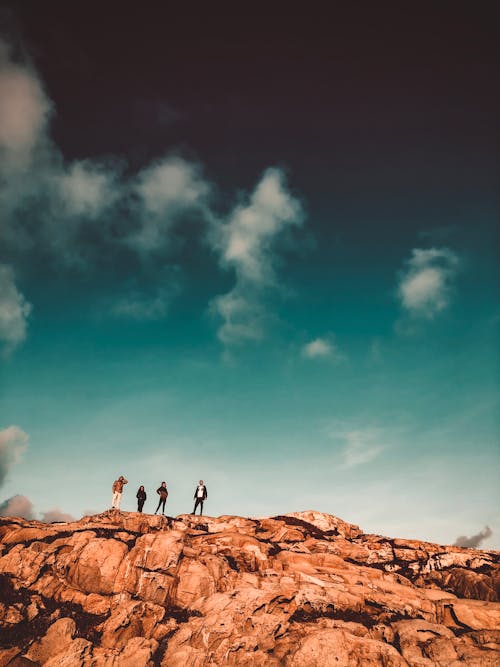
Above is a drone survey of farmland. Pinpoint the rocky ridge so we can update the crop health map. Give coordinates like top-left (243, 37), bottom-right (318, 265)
top-left (0, 510), bottom-right (499, 666)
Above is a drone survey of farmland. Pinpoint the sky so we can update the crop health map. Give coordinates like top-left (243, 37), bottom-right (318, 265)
top-left (0, 4), bottom-right (498, 548)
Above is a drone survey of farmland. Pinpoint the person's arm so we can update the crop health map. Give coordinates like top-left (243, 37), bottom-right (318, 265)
top-left (123, 479), bottom-right (128, 485)
top-left (204, 486), bottom-right (208, 499)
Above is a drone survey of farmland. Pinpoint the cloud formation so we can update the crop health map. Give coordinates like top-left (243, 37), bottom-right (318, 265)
top-left (397, 247), bottom-right (460, 319)
top-left (341, 429), bottom-right (384, 467)
top-left (210, 168), bottom-right (304, 345)
top-left (0, 425), bottom-right (29, 486)
top-left (210, 289), bottom-right (267, 345)
top-left (0, 425), bottom-right (74, 523)
top-left (130, 156), bottom-right (211, 253)
top-left (0, 39), bottom-right (52, 171)
top-left (0, 265), bottom-right (32, 354)
top-left (327, 424), bottom-right (385, 467)
top-left (302, 336), bottom-right (345, 362)
top-left (0, 494), bottom-right (35, 520)
top-left (41, 508), bottom-right (76, 523)
top-left (454, 526), bottom-right (492, 549)
top-left (112, 285), bottom-right (178, 320)
top-left (1, 38), bottom-right (310, 352)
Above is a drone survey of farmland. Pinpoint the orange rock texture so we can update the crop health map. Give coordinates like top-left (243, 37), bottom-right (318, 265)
top-left (0, 510), bottom-right (499, 666)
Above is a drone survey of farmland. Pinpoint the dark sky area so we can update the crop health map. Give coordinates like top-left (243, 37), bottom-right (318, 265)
top-left (6, 3), bottom-right (497, 198)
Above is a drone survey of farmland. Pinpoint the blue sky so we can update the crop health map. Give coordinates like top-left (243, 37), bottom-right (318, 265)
top-left (0, 6), bottom-right (498, 548)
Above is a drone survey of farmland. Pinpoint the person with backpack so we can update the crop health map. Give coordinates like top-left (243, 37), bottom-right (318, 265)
top-left (136, 485), bottom-right (147, 512)
top-left (111, 476), bottom-right (128, 510)
top-left (154, 481), bottom-right (168, 515)
top-left (192, 479), bottom-right (207, 515)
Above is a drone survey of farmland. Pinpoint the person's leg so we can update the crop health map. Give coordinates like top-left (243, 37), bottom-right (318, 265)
top-left (154, 498), bottom-right (162, 514)
top-left (192, 498), bottom-right (200, 515)
top-left (115, 492), bottom-right (122, 510)
top-left (161, 498), bottom-right (166, 515)
top-left (199, 500), bottom-right (204, 516)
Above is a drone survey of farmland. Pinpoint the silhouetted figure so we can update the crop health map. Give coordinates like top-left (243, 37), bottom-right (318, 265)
top-left (154, 481), bottom-right (168, 515)
top-left (111, 476), bottom-right (128, 510)
top-left (192, 479), bottom-right (207, 515)
top-left (136, 486), bottom-right (146, 512)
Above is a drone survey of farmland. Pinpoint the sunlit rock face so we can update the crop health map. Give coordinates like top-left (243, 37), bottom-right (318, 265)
top-left (0, 510), bottom-right (499, 666)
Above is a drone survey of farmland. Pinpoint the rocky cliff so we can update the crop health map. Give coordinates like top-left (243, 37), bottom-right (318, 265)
top-left (0, 510), bottom-right (499, 666)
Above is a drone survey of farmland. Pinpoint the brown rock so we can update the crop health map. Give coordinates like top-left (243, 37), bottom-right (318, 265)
top-left (0, 511), bottom-right (499, 665)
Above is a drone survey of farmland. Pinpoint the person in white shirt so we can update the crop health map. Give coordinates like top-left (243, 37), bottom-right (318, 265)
top-left (192, 479), bottom-right (207, 515)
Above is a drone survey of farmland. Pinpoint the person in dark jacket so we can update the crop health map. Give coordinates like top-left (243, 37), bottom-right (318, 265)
top-left (154, 481), bottom-right (168, 515)
top-left (192, 479), bottom-right (207, 515)
top-left (136, 486), bottom-right (146, 512)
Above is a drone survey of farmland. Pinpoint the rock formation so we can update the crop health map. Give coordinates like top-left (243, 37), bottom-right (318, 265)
top-left (0, 510), bottom-right (499, 666)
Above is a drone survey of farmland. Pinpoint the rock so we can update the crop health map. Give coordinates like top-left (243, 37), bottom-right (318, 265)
top-left (0, 511), bottom-right (498, 665)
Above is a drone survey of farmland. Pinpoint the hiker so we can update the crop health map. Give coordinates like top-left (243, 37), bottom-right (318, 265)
top-left (154, 481), bottom-right (168, 515)
top-left (136, 485), bottom-right (147, 513)
top-left (111, 476), bottom-right (128, 510)
top-left (192, 479), bottom-right (208, 515)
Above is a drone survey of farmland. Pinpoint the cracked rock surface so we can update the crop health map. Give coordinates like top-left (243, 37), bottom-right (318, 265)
top-left (0, 510), bottom-right (499, 666)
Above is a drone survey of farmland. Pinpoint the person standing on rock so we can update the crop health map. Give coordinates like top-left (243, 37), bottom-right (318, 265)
top-left (111, 476), bottom-right (128, 510)
top-left (154, 481), bottom-right (168, 515)
top-left (192, 479), bottom-right (208, 515)
top-left (136, 485), bottom-right (147, 512)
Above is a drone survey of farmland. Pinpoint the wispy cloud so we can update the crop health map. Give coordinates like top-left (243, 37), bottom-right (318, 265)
top-left (454, 525), bottom-right (492, 549)
top-left (0, 425), bottom-right (29, 485)
top-left (0, 265), bottom-right (32, 355)
top-left (209, 168), bottom-right (304, 345)
top-left (397, 247), bottom-right (460, 319)
top-left (341, 429), bottom-right (385, 467)
top-left (302, 336), bottom-right (345, 362)
top-left (326, 424), bottom-right (385, 467)
top-left (112, 285), bottom-right (179, 321)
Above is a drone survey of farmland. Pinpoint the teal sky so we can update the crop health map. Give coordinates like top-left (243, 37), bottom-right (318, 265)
top-left (0, 6), bottom-right (498, 548)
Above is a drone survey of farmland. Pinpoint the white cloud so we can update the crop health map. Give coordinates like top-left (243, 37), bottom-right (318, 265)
top-left (0, 39), bottom-right (52, 171)
top-left (210, 288), bottom-right (266, 345)
top-left (130, 156), bottom-right (211, 252)
top-left (302, 336), bottom-right (345, 362)
top-left (210, 168), bottom-right (304, 345)
top-left (0, 494), bottom-right (35, 520)
top-left (398, 247), bottom-right (460, 319)
top-left (0, 265), bottom-right (32, 355)
top-left (54, 160), bottom-right (120, 218)
top-left (215, 167), bottom-right (304, 283)
top-left (0, 425), bottom-right (29, 486)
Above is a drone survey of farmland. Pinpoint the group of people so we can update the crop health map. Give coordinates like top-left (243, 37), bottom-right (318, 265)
top-left (111, 476), bottom-right (208, 515)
